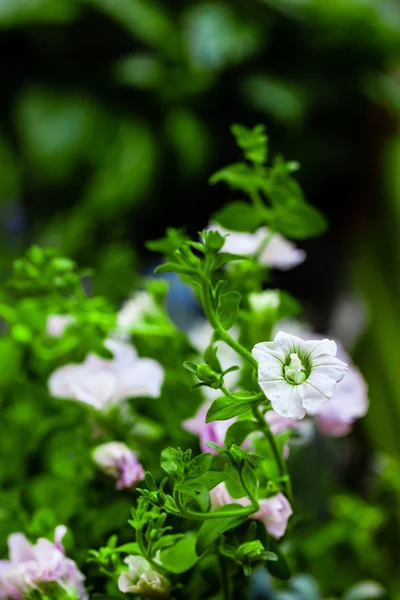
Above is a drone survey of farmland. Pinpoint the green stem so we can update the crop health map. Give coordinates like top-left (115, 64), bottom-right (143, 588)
top-left (200, 276), bottom-right (258, 370)
top-left (174, 490), bottom-right (258, 521)
top-left (218, 551), bottom-right (230, 600)
top-left (252, 406), bottom-right (293, 505)
top-left (221, 386), bottom-right (264, 403)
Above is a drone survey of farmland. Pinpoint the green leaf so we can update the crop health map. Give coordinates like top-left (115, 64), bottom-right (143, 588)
top-left (241, 466), bottom-right (257, 498)
top-left (209, 162), bottom-right (266, 193)
top-left (214, 252), bottom-right (252, 270)
top-left (213, 201), bottom-right (266, 232)
top-left (231, 124), bottom-right (268, 165)
top-left (112, 542), bottom-right (140, 555)
top-left (160, 448), bottom-right (184, 479)
top-left (189, 471), bottom-right (228, 491)
top-left (154, 262), bottom-right (194, 275)
top-left (147, 228), bottom-right (189, 255)
top-left (207, 392), bottom-right (261, 422)
top-left (204, 344), bottom-right (222, 373)
top-left (177, 482), bottom-right (210, 511)
top-left (225, 420), bottom-right (259, 447)
top-left (196, 509), bottom-right (248, 554)
top-left (272, 202), bottom-right (328, 240)
top-left (217, 291), bottom-right (241, 330)
top-left (160, 535), bottom-right (199, 573)
top-left (183, 361), bottom-right (198, 375)
top-left (189, 453), bottom-right (213, 477)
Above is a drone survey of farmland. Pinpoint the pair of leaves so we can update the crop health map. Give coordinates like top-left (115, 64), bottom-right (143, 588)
top-left (206, 392), bottom-right (261, 422)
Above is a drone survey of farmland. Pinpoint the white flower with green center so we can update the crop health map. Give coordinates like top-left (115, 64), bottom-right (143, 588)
top-left (252, 331), bottom-right (348, 420)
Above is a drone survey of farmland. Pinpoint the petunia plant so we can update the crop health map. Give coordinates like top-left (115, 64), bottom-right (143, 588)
top-left (0, 125), bottom-right (384, 600)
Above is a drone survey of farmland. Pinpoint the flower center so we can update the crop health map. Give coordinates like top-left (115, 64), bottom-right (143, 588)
top-left (284, 352), bottom-right (307, 385)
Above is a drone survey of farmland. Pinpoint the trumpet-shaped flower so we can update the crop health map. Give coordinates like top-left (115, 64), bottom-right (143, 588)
top-left (92, 442), bottom-right (144, 489)
top-left (208, 223), bottom-right (306, 270)
top-left (210, 483), bottom-right (292, 539)
top-left (48, 339), bottom-right (164, 410)
top-left (0, 526), bottom-right (87, 600)
top-left (118, 556), bottom-right (170, 599)
top-left (252, 331), bottom-right (348, 420)
top-left (182, 401), bottom-right (235, 453)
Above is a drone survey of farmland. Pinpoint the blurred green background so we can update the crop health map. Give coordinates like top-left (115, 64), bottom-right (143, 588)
top-left (2, 0), bottom-right (400, 458)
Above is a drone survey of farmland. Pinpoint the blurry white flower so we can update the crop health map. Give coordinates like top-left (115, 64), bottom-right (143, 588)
top-left (117, 291), bottom-right (159, 330)
top-left (48, 339), bottom-right (164, 410)
top-left (92, 442), bottom-right (144, 489)
top-left (252, 331), bottom-right (348, 420)
top-left (46, 315), bottom-right (74, 337)
top-left (248, 290), bottom-right (280, 315)
top-left (118, 555), bottom-right (170, 599)
top-left (208, 223), bottom-right (306, 270)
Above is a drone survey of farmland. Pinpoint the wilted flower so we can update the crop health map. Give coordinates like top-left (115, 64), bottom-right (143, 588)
top-left (48, 339), bottom-right (164, 410)
top-left (252, 331), bottom-right (348, 420)
top-left (182, 401), bottom-right (234, 453)
top-left (208, 223), bottom-right (306, 270)
top-left (46, 314), bottom-right (74, 337)
top-left (210, 483), bottom-right (292, 539)
top-left (92, 442), bottom-right (144, 489)
top-left (118, 555), bottom-right (170, 599)
top-left (0, 526), bottom-right (87, 600)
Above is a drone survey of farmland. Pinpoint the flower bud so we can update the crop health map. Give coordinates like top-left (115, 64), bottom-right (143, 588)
top-left (196, 364), bottom-right (220, 388)
top-left (236, 540), bottom-right (265, 562)
top-left (92, 442), bottom-right (144, 490)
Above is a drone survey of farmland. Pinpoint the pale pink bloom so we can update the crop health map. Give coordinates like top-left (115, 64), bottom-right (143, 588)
top-left (92, 442), bottom-right (144, 489)
top-left (0, 526), bottom-right (87, 600)
top-left (46, 315), bottom-right (74, 337)
top-left (210, 483), bottom-right (292, 539)
top-left (208, 223), bottom-right (306, 270)
top-left (48, 338), bottom-right (164, 410)
top-left (265, 410), bottom-right (300, 435)
top-left (182, 401), bottom-right (234, 454)
top-left (249, 494), bottom-right (293, 539)
top-left (118, 555), bottom-right (170, 599)
top-left (310, 365), bottom-right (368, 437)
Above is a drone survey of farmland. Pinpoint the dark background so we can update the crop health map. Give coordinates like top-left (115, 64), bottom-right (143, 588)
top-left (1, 0), bottom-right (400, 454)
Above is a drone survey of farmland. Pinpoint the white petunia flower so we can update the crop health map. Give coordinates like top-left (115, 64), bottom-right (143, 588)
top-left (208, 223), bottom-right (306, 270)
top-left (48, 339), bottom-right (164, 411)
top-left (252, 331), bottom-right (348, 420)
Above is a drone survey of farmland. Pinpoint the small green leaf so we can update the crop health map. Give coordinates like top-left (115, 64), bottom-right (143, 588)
top-left (231, 124), bottom-right (268, 165)
top-left (214, 252), bottom-right (252, 270)
top-left (207, 393), bottom-right (261, 422)
top-left (213, 201), bottom-right (266, 233)
top-left (217, 291), bottom-right (241, 330)
top-left (272, 202), bottom-right (328, 240)
top-left (225, 420), bottom-right (259, 447)
top-left (210, 162), bottom-right (266, 193)
top-left (204, 344), bottom-right (222, 373)
top-left (154, 262), bottom-right (194, 275)
top-left (111, 542), bottom-right (140, 555)
top-left (183, 361), bottom-right (198, 375)
top-left (160, 535), bottom-right (199, 573)
top-left (177, 482), bottom-right (210, 511)
top-left (196, 510), bottom-right (247, 554)
top-left (241, 466), bottom-right (258, 498)
top-left (160, 448), bottom-right (184, 479)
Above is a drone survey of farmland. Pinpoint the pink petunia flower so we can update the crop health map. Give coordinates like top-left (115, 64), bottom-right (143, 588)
top-left (92, 442), bottom-right (144, 489)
